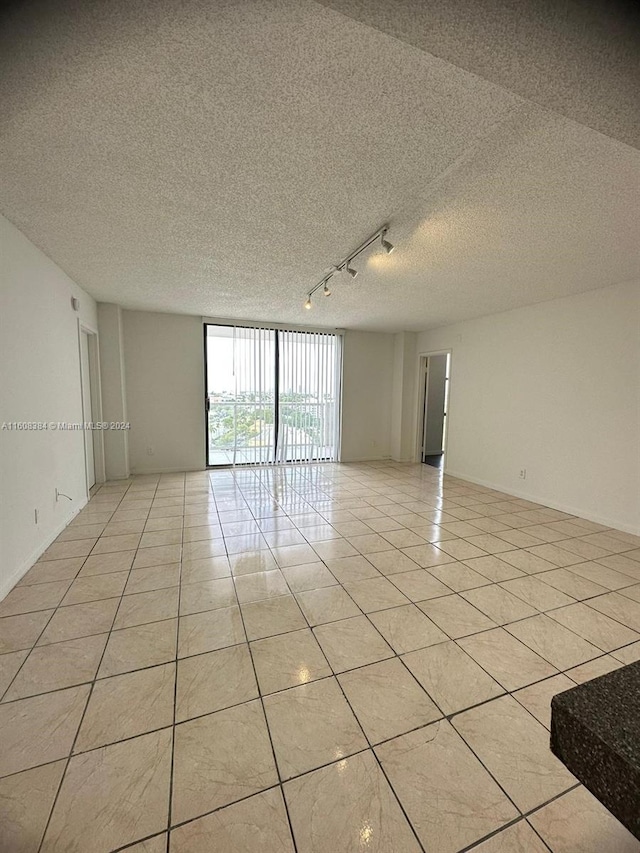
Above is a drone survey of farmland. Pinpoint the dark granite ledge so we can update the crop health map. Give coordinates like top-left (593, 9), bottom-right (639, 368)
top-left (551, 660), bottom-right (640, 840)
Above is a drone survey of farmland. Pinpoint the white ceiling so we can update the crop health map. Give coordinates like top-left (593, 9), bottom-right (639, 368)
top-left (1, 0), bottom-right (639, 331)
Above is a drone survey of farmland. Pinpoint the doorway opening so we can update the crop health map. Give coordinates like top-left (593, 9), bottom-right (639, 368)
top-left (79, 328), bottom-right (103, 492)
top-left (204, 323), bottom-right (342, 466)
top-left (418, 352), bottom-right (451, 469)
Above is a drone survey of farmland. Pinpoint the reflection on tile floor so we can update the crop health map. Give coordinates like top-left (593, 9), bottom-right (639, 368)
top-left (1, 461), bottom-right (640, 852)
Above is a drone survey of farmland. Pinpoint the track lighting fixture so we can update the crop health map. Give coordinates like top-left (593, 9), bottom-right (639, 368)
top-left (302, 224), bottom-right (394, 310)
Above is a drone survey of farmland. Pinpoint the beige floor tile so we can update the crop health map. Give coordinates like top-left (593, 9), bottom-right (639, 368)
top-left (462, 584), bottom-right (538, 624)
top-left (17, 558), bottom-right (84, 586)
top-left (418, 594), bottom-right (497, 638)
top-left (172, 699), bottom-right (278, 823)
top-left (459, 627), bottom-right (558, 690)
top-left (529, 785), bottom-right (640, 853)
top-left (453, 695), bottom-right (575, 811)
top-left (241, 595), bottom-right (307, 640)
top-left (587, 591), bottom-right (640, 631)
top-left (272, 543), bottom-right (324, 567)
top-left (263, 677), bottom-right (367, 779)
top-left (233, 569), bottom-right (290, 604)
top-left (281, 562), bottom-right (337, 592)
top-left (313, 616), bottom-right (393, 673)
top-left (181, 556), bottom-right (230, 585)
top-left (176, 644), bottom-right (257, 721)
top-left (181, 523), bottom-right (221, 541)
top-left (338, 658), bottom-right (441, 743)
top-left (125, 564), bottom-right (180, 594)
top-left (435, 539), bottom-right (488, 560)
top-left (37, 598), bottom-right (119, 645)
top-left (75, 663), bottom-right (175, 751)
top-left (471, 819), bottom-right (550, 852)
top-left (179, 577), bottom-right (237, 615)
top-left (381, 529), bottom-right (428, 548)
top-left (498, 550), bottom-right (557, 574)
top-left (0, 582), bottom-right (70, 618)
top-left (463, 555), bottom-right (525, 582)
top-left (171, 788), bottom-right (295, 853)
top-left (387, 568), bottom-right (451, 601)
top-left (324, 555), bottom-right (379, 583)
top-left (263, 529), bottom-right (306, 548)
top-left (99, 619), bottom-right (177, 677)
top-left (0, 649), bottom-right (29, 697)
top-left (365, 549), bottom-right (422, 575)
top-left (133, 544), bottom-right (182, 569)
top-left (513, 673), bottom-right (575, 729)
top-left (284, 749), bottom-right (421, 853)
top-left (565, 655), bottom-right (622, 683)
top-left (369, 603), bottom-right (448, 653)
top-left (139, 528), bottom-right (182, 548)
top-left (295, 586), bottom-right (360, 626)
top-left (500, 575), bottom-right (575, 611)
top-left (430, 562), bottom-right (492, 592)
top-left (182, 539), bottom-right (226, 561)
top-left (3, 633), bottom-right (107, 701)
top-left (39, 539), bottom-right (96, 561)
top-left (42, 729), bottom-right (172, 852)
top-left (0, 685), bottom-right (89, 777)
top-left (113, 586), bottom-right (179, 629)
top-left (91, 533), bottom-right (141, 555)
top-left (0, 760), bottom-right (66, 853)
top-left (506, 613), bottom-right (602, 670)
top-left (62, 572), bottom-right (128, 605)
top-left (0, 610), bottom-right (53, 653)
top-left (58, 522), bottom-right (106, 540)
top-left (596, 553), bottom-right (640, 578)
top-left (400, 543), bottom-right (457, 568)
top-left (251, 628), bottom-right (331, 694)
top-left (535, 567), bottom-right (609, 600)
top-left (229, 550), bottom-right (277, 575)
top-left (402, 641), bottom-right (503, 714)
top-left (375, 720), bottom-right (518, 853)
top-left (621, 583), bottom-right (640, 603)
top-left (567, 561), bottom-right (637, 591)
top-left (549, 602), bottom-right (640, 651)
top-left (178, 605), bottom-right (246, 656)
top-left (79, 550), bottom-right (135, 576)
top-left (342, 576), bottom-right (409, 612)
top-left (611, 640), bottom-right (640, 664)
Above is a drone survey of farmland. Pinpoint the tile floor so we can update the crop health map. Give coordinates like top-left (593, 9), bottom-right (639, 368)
top-left (1, 461), bottom-right (640, 852)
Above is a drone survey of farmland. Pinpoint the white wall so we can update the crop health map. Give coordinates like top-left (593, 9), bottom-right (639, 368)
top-left (341, 330), bottom-right (394, 462)
top-left (122, 310), bottom-right (206, 474)
top-left (417, 282), bottom-right (640, 533)
top-left (0, 215), bottom-right (98, 598)
top-left (390, 332), bottom-right (417, 462)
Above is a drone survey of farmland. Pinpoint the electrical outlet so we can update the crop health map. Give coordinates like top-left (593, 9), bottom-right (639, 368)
top-left (147, 446), bottom-right (154, 456)
top-left (519, 468), bottom-right (527, 479)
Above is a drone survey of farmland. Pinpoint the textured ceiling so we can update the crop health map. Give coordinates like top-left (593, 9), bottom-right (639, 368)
top-left (1, 0), bottom-right (639, 331)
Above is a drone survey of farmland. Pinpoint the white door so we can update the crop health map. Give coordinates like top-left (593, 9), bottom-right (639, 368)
top-left (80, 331), bottom-right (96, 489)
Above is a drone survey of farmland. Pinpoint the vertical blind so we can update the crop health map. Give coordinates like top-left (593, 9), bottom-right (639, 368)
top-left (206, 324), bottom-right (342, 466)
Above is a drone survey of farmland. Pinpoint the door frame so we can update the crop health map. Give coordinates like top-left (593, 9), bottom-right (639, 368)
top-left (78, 324), bottom-right (106, 493)
top-left (413, 348), bottom-right (452, 466)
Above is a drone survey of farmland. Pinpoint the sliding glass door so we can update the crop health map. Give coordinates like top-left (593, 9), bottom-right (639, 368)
top-left (205, 324), bottom-right (341, 466)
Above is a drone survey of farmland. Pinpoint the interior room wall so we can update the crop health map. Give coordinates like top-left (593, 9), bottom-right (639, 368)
top-left (0, 214), bottom-right (98, 598)
top-left (97, 303), bottom-right (130, 480)
top-left (416, 281), bottom-right (640, 533)
top-left (122, 310), bottom-right (206, 474)
top-left (340, 330), bottom-right (394, 462)
top-left (390, 331), bottom-right (417, 462)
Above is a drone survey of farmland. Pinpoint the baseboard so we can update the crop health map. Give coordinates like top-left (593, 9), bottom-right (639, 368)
top-left (339, 455), bottom-right (392, 463)
top-left (0, 497), bottom-right (88, 602)
top-left (444, 469), bottom-right (640, 536)
top-left (129, 465), bottom-right (206, 475)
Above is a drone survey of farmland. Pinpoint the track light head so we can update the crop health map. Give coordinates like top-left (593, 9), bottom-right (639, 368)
top-left (323, 280), bottom-right (332, 297)
top-left (304, 296), bottom-right (312, 310)
top-left (381, 232), bottom-right (394, 254)
top-left (346, 262), bottom-right (358, 279)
